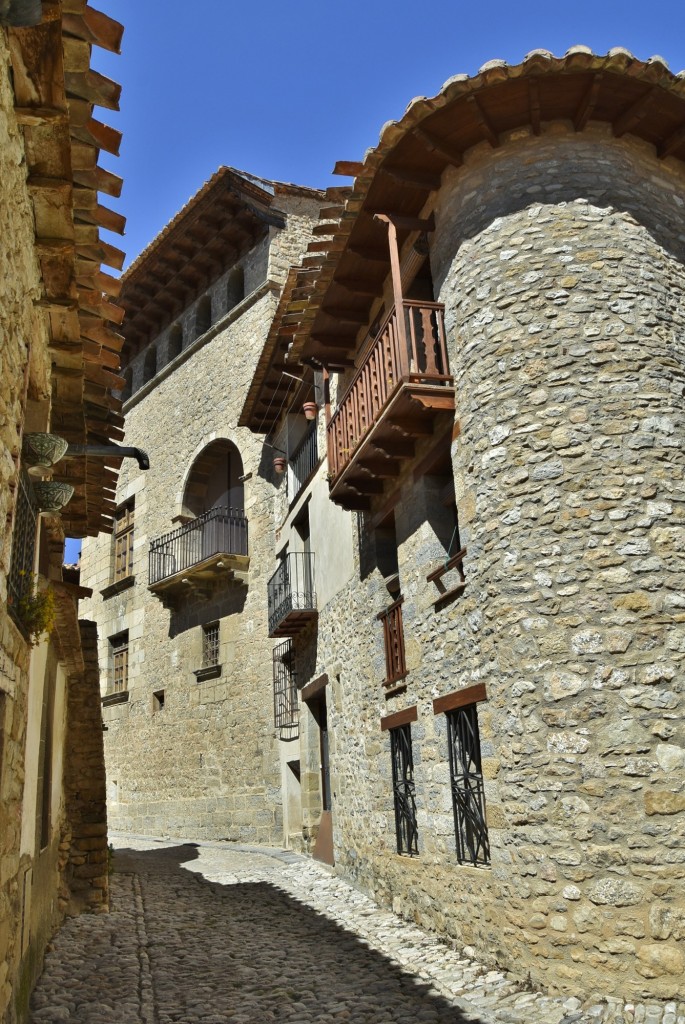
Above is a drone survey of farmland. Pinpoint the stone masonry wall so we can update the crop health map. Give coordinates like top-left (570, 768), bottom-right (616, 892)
top-left (80, 194), bottom-right (323, 844)
top-left (0, 33), bottom-right (52, 1024)
top-left (299, 127), bottom-right (685, 1003)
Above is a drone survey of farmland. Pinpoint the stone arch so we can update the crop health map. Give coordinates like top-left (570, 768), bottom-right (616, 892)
top-left (227, 266), bottom-right (244, 311)
top-left (143, 345), bottom-right (156, 384)
top-left (195, 295), bottom-right (211, 339)
top-left (168, 323), bottom-right (183, 361)
top-left (181, 439), bottom-right (244, 518)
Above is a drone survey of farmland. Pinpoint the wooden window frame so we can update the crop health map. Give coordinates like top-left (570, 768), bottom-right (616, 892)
top-left (110, 632), bottom-right (129, 694)
top-left (113, 500), bottom-right (134, 583)
top-left (377, 596), bottom-right (407, 687)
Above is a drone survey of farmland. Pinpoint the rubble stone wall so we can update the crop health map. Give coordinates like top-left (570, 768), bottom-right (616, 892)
top-left (303, 128), bottom-right (685, 1002)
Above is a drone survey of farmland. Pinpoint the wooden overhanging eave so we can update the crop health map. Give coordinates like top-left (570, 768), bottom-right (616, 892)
top-left (271, 50), bottom-right (685, 373)
top-left (8, 2), bottom-right (126, 538)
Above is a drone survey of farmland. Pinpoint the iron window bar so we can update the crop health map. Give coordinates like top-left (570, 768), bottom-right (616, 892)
top-left (8, 469), bottom-right (39, 626)
top-left (267, 551), bottom-right (316, 635)
top-left (447, 705), bottom-right (490, 867)
top-left (148, 506), bottom-right (248, 585)
top-left (202, 623), bottom-right (220, 668)
top-left (390, 723), bottom-right (419, 856)
top-left (273, 638), bottom-right (298, 736)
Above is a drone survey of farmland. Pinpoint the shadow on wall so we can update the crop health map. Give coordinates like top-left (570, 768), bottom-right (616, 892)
top-left (97, 842), bottom-right (478, 1023)
top-left (167, 582), bottom-right (247, 639)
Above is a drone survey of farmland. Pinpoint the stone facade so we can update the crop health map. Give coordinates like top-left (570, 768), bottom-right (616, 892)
top-left (79, 185), bottom-right (324, 845)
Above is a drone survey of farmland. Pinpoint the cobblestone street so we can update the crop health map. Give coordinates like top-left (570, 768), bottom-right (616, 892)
top-left (29, 837), bottom-right (683, 1024)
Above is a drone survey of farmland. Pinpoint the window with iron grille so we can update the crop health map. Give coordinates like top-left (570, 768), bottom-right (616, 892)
top-left (273, 638), bottom-right (298, 736)
top-left (202, 622), bottom-right (220, 668)
top-left (8, 469), bottom-right (38, 623)
top-left (447, 705), bottom-right (490, 867)
top-left (377, 597), bottom-right (407, 687)
top-left (114, 500), bottom-right (134, 581)
top-left (110, 632), bottom-right (129, 693)
top-left (390, 723), bottom-right (419, 856)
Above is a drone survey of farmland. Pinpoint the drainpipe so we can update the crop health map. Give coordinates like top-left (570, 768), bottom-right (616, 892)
top-left (65, 444), bottom-right (150, 471)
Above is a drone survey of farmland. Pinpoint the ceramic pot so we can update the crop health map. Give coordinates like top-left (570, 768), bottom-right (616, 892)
top-left (33, 481), bottom-right (75, 513)
top-left (273, 457), bottom-right (287, 475)
top-left (302, 402), bottom-right (318, 421)
top-left (22, 433), bottom-right (69, 469)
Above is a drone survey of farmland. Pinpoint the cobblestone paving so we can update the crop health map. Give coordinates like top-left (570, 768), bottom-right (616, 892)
top-left (30, 836), bottom-right (684, 1024)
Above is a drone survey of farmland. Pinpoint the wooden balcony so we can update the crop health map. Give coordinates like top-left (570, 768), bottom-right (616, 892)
top-left (326, 300), bottom-right (454, 509)
top-left (148, 506), bottom-right (249, 608)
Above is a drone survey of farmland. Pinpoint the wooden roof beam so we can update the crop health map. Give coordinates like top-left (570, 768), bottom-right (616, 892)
top-left (574, 73), bottom-right (603, 131)
top-left (412, 127), bottom-right (464, 166)
top-left (335, 277), bottom-right (383, 296)
top-left (613, 86), bottom-right (659, 137)
top-left (659, 121), bottom-right (685, 159)
top-left (465, 95), bottom-right (500, 148)
top-left (528, 78), bottom-right (541, 135)
top-left (62, 8), bottom-right (124, 54)
top-left (380, 164), bottom-right (442, 191)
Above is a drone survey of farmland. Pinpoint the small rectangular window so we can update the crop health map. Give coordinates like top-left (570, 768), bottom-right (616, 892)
top-left (110, 631), bottom-right (129, 694)
top-left (202, 622), bottom-right (220, 668)
top-left (114, 500), bottom-right (134, 581)
top-left (390, 723), bottom-right (418, 856)
top-left (152, 690), bottom-right (165, 713)
top-left (273, 638), bottom-right (298, 734)
top-left (447, 705), bottom-right (490, 867)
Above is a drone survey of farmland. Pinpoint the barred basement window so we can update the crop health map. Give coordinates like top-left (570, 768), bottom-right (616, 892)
top-left (110, 632), bottom-right (129, 694)
top-left (114, 500), bottom-right (134, 581)
top-left (8, 469), bottom-right (38, 624)
top-left (447, 705), bottom-right (490, 867)
top-left (390, 723), bottom-right (419, 856)
top-left (202, 622), bottom-right (220, 668)
top-left (273, 638), bottom-right (298, 736)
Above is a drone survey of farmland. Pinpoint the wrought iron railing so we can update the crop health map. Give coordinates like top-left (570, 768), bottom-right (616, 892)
top-left (378, 597), bottom-right (407, 687)
top-left (327, 300), bottom-right (451, 479)
top-left (390, 723), bottom-right (419, 856)
top-left (447, 705), bottom-right (490, 867)
top-left (273, 638), bottom-right (298, 735)
top-left (287, 422), bottom-right (318, 501)
top-left (8, 469), bottom-right (38, 619)
top-left (267, 551), bottom-right (316, 635)
top-left (149, 506), bottom-right (248, 585)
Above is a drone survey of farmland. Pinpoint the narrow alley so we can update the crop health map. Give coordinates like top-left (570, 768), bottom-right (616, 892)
top-left (28, 837), bottom-right (660, 1024)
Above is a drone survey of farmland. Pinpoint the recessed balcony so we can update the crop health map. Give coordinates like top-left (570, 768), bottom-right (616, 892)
top-left (267, 551), bottom-right (317, 637)
top-left (148, 506), bottom-right (249, 607)
top-left (326, 300), bottom-right (454, 510)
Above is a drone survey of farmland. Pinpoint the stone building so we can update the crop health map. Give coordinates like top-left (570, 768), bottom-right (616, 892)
top-left (79, 169), bottom-right (325, 843)
top-left (76, 44), bottom-right (685, 1006)
top-left (240, 49), bottom-right (685, 1003)
top-left (0, 3), bottom-right (126, 1022)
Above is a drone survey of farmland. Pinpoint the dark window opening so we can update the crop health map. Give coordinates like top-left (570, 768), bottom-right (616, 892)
top-left (273, 638), bottom-right (298, 736)
top-left (390, 723), bottom-right (418, 856)
top-left (143, 345), bottom-right (157, 384)
top-left (195, 295), bottom-right (211, 338)
top-left (227, 266), bottom-right (244, 311)
top-left (447, 705), bottom-right (490, 867)
top-left (153, 689), bottom-right (165, 713)
top-left (202, 622), bottom-right (220, 668)
top-left (168, 323), bottom-right (183, 361)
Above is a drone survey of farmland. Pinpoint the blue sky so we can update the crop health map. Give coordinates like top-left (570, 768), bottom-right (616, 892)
top-left (95, 0), bottom-right (685, 268)
top-left (64, 0), bottom-right (685, 563)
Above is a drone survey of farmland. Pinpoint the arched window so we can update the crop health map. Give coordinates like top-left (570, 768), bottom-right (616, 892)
top-left (182, 439), bottom-right (244, 519)
top-left (227, 266), bottom-right (244, 311)
top-left (143, 345), bottom-right (157, 384)
top-left (195, 295), bottom-right (211, 338)
top-left (168, 323), bottom-right (183, 361)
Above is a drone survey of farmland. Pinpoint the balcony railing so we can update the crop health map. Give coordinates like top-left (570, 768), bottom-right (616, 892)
top-left (327, 300), bottom-right (451, 482)
top-left (287, 422), bottom-right (318, 502)
top-left (149, 506), bottom-right (248, 587)
top-left (267, 551), bottom-right (317, 637)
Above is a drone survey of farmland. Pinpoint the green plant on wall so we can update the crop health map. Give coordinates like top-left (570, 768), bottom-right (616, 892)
top-left (14, 572), bottom-right (56, 646)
